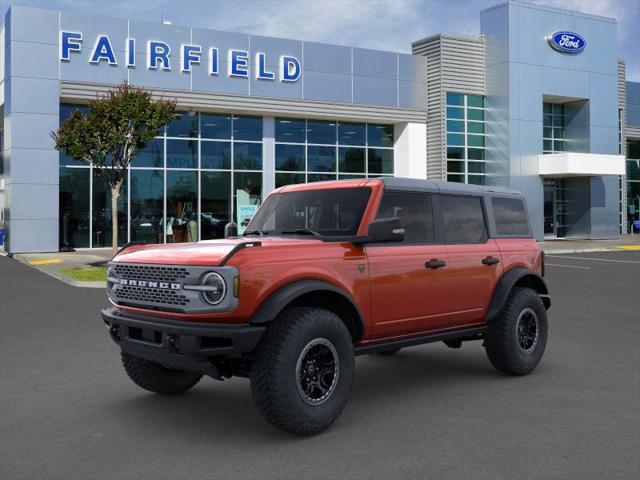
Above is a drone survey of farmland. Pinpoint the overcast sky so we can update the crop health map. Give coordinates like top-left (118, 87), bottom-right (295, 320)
top-left (1, 0), bottom-right (638, 81)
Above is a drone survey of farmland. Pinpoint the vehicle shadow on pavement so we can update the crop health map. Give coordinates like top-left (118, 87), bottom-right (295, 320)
top-left (101, 344), bottom-right (530, 441)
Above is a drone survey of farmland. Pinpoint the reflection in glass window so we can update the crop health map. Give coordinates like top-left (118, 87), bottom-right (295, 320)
top-left (130, 169), bottom-right (164, 244)
top-left (307, 120), bottom-right (336, 144)
top-left (135, 139), bottom-right (163, 168)
top-left (339, 147), bottom-right (365, 173)
top-left (59, 167), bottom-right (90, 248)
top-left (201, 141), bottom-right (231, 169)
top-left (308, 173), bottom-right (336, 183)
top-left (201, 171), bottom-right (231, 240)
top-left (276, 118), bottom-right (306, 143)
top-left (234, 172), bottom-right (262, 210)
top-left (376, 192), bottom-right (434, 244)
top-left (166, 170), bottom-right (198, 243)
top-left (446, 92), bottom-right (464, 106)
top-left (367, 124), bottom-right (394, 147)
top-left (201, 113), bottom-right (231, 139)
top-left (542, 103), bottom-right (565, 154)
top-left (233, 115), bottom-right (262, 141)
top-left (59, 103), bottom-right (90, 166)
top-left (276, 173), bottom-right (306, 188)
top-left (368, 148), bottom-right (393, 174)
top-left (92, 169), bottom-right (127, 247)
top-left (276, 144), bottom-right (305, 171)
top-left (308, 145), bottom-right (336, 172)
top-left (167, 111), bottom-right (198, 138)
top-left (167, 139), bottom-right (197, 169)
top-left (338, 122), bottom-right (366, 146)
top-left (234, 142), bottom-right (262, 170)
top-left (441, 195), bottom-right (487, 244)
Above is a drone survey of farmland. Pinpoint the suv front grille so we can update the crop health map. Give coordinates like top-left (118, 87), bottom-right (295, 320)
top-left (115, 284), bottom-right (190, 307)
top-left (112, 264), bottom-right (189, 282)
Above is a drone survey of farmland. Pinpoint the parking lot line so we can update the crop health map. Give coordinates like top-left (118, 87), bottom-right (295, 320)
top-left (545, 263), bottom-right (591, 269)
top-left (28, 258), bottom-right (63, 265)
top-left (546, 255), bottom-right (640, 264)
top-left (614, 245), bottom-right (640, 251)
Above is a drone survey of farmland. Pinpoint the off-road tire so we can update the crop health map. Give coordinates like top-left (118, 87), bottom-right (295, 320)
top-left (250, 307), bottom-right (355, 436)
top-left (484, 287), bottom-right (548, 375)
top-left (121, 351), bottom-right (202, 395)
top-left (376, 348), bottom-right (401, 356)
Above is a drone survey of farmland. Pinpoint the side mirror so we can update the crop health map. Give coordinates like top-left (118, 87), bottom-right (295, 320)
top-left (365, 217), bottom-right (404, 243)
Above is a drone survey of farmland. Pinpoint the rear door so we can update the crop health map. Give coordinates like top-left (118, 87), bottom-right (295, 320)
top-left (366, 190), bottom-right (451, 339)
top-left (440, 194), bottom-right (503, 327)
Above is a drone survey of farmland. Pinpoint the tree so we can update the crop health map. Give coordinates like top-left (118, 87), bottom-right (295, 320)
top-left (52, 83), bottom-right (176, 255)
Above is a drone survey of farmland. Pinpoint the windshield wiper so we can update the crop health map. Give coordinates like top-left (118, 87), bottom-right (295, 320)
top-left (279, 228), bottom-right (321, 237)
top-left (243, 230), bottom-right (268, 237)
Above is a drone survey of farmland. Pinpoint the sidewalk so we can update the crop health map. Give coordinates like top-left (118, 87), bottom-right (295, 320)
top-left (538, 234), bottom-right (640, 254)
top-left (5, 235), bottom-right (640, 288)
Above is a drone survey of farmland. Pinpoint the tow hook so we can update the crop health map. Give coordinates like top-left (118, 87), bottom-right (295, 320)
top-left (167, 335), bottom-right (181, 354)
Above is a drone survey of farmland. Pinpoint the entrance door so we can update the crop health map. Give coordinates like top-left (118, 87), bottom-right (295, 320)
top-left (543, 178), bottom-right (567, 238)
top-left (367, 191), bottom-right (451, 339)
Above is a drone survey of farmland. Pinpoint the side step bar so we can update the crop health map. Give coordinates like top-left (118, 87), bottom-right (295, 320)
top-left (354, 325), bottom-right (487, 356)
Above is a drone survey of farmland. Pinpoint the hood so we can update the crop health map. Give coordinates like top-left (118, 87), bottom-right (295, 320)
top-left (112, 237), bottom-right (324, 266)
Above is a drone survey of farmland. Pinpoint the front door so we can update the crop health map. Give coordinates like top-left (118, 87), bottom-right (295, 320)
top-left (439, 194), bottom-right (503, 326)
top-left (367, 191), bottom-right (451, 339)
top-left (544, 178), bottom-right (567, 238)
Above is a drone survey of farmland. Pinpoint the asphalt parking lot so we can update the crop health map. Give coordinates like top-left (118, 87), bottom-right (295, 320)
top-left (1, 251), bottom-right (639, 480)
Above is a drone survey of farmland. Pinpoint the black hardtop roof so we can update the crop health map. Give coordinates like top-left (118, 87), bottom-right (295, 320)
top-left (378, 177), bottom-right (522, 197)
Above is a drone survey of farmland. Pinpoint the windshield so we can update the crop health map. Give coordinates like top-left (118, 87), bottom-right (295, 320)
top-left (245, 187), bottom-right (372, 237)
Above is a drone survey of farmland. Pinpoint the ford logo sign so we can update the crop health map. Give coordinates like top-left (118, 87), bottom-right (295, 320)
top-left (547, 31), bottom-right (586, 54)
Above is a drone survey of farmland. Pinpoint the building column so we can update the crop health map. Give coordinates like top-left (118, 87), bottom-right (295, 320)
top-left (262, 116), bottom-right (275, 197)
top-left (3, 6), bottom-right (60, 253)
top-left (393, 122), bottom-right (427, 179)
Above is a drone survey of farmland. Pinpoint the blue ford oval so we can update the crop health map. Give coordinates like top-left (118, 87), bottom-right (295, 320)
top-left (547, 31), bottom-right (586, 54)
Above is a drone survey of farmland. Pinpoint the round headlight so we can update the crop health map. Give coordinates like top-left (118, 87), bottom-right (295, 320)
top-left (201, 272), bottom-right (226, 305)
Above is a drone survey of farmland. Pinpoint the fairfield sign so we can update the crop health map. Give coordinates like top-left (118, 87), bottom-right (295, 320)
top-left (59, 31), bottom-right (302, 82)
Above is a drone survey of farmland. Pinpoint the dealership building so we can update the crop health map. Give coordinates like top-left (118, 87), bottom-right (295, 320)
top-left (1, 1), bottom-right (639, 252)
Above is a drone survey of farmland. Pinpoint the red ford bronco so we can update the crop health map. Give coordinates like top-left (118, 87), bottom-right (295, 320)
top-left (103, 177), bottom-right (550, 435)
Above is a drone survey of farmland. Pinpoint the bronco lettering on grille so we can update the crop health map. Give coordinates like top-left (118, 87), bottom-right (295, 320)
top-left (119, 279), bottom-right (181, 290)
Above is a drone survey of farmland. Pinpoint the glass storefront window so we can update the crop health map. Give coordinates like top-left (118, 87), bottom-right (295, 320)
top-left (367, 124), bottom-right (394, 148)
top-left (308, 145), bottom-right (336, 172)
top-left (201, 113), bottom-right (231, 139)
top-left (135, 138), bottom-right (164, 168)
top-left (166, 170), bottom-right (198, 243)
top-left (167, 139), bottom-right (198, 169)
top-left (445, 92), bottom-right (487, 184)
top-left (130, 169), bottom-right (164, 244)
top-left (234, 142), bottom-right (262, 170)
top-left (201, 141), bottom-right (231, 169)
top-left (59, 167), bottom-right (90, 248)
top-left (543, 103), bottom-right (565, 154)
top-left (59, 104), bottom-right (90, 167)
top-left (234, 172), bottom-right (262, 209)
top-left (339, 147), bottom-right (365, 173)
top-left (368, 148), bottom-right (394, 174)
top-left (233, 115), bottom-right (262, 141)
top-left (627, 140), bottom-right (640, 231)
top-left (276, 144), bottom-right (305, 171)
top-left (307, 120), bottom-right (336, 144)
top-left (308, 173), bottom-right (336, 183)
top-left (201, 171), bottom-right (231, 240)
top-left (276, 173), bottom-right (306, 188)
top-left (338, 122), bottom-right (366, 146)
top-left (276, 118), bottom-right (306, 143)
top-left (92, 170), bottom-right (127, 248)
top-left (167, 111), bottom-right (198, 138)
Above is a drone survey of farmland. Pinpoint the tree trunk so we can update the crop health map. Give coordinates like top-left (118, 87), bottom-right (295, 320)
top-left (111, 181), bottom-right (123, 256)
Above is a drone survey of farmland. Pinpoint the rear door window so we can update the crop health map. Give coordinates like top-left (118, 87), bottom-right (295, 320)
top-left (376, 191), bottom-right (435, 244)
top-left (492, 197), bottom-right (530, 236)
top-left (440, 195), bottom-right (488, 244)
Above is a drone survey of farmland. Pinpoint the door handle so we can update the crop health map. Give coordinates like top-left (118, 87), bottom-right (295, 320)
top-left (425, 259), bottom-right (446, 269)
top-left (482, 256), bottom-right (500, 266)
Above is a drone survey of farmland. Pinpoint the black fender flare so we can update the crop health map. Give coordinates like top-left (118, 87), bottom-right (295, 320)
top-left (486, 268), bottom-right (551, 322)
top-left (249, 280), bottom-right (365, 340)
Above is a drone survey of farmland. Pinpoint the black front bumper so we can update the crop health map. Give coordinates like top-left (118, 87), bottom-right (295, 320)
top-left (102, 308), bottom-right (265, 378)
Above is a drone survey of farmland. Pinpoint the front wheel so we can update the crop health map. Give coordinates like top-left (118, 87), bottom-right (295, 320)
top-left (484, 287), bottom-right (548, 375)
top-left (250, 307), bottom-right (354, 436)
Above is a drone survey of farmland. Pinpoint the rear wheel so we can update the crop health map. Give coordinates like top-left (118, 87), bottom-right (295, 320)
top-left (484, 287), bottom-right (548, 375)
top-left (121, 351), bottom-right (202, 395)
top-left (250, 307), bottom-right (354, 436)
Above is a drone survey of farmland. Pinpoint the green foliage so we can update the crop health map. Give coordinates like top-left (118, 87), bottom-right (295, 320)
top-left (51, 83), bottom-right (176, 188)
